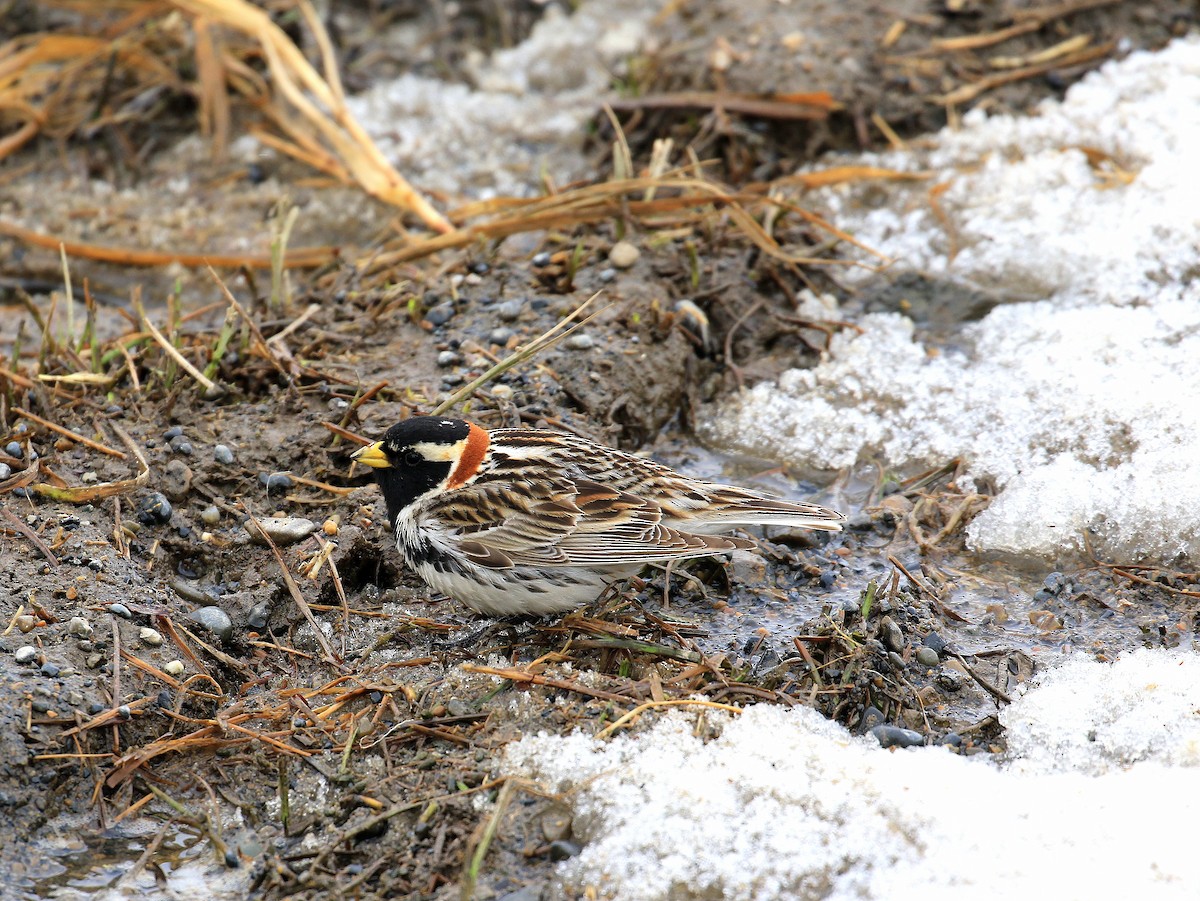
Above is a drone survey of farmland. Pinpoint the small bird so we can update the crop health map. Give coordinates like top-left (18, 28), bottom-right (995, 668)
top-left (352, 417), bottom-right (843, 616)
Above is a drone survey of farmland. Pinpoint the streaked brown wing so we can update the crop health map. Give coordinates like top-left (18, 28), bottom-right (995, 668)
top-left (427, 477), bottom-right (749, 569)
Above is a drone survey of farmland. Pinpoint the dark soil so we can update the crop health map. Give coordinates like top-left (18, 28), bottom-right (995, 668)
top-left (0, 1), bottom-right (1194, 899)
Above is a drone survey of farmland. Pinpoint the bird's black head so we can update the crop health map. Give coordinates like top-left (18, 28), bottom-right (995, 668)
top-left (352, 417), bottom-right (472, 526)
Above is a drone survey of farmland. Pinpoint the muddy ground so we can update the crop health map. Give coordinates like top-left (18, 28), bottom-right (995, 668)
top-left (1, 2), bottom-right (1195, 899)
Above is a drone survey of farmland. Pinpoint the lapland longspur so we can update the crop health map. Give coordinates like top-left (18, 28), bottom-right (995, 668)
top-left (353, 417), bottom-right (844, 616)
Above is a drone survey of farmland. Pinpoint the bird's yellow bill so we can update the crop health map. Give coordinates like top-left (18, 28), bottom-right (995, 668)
top-left (352, 441), bottom-right (390, 468)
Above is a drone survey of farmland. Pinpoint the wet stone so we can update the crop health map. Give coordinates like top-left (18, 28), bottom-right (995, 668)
top-left (548, 840), bottom-right (581, 861)
top-left (40, 662), bottom-right (61, 678)
top-left (442, 373), bottom-right (464, 387)
top-left (423, 302), bottom-right (456, 326)
top-left (531, 252), bottom-right (552, 267)
top-left (139, 627), bottom-right (163, 647)
top-left (871, 725), bottom-right (924, 749)
top-left (246, 516), bottom-right (316, 546)
top-left (31, 699), bottom-right (52, 714)
top-left (14, 646), bottom-right (38, 665)
top-left (936, 668), bottom-right (964, 692)
top-left (5, 441), bottom-right (22, 457)
top-left (922, 631), bottom-right (947, 655)
top-left (259, 472), bottom-right (293, 492)
top-left (189, 606), bottom-right (234, 644)
top-left (247, 602), bottom-right (271, 631)
top-left (858, 706), bottom-right (886, 733)
top-left (488, 327), bottom-right (515, 346)
top-left (0, 463), bottom-right (10, 480)
top-left (564, 333), bottom-right (595, 350)
top-left (437, 350), bottom-right (460, 367)
top-left (163, 426), bottom-right (183, 441)
top-left (214, 444), bottom-right (235, 464)
top-left (916, 647), bottom-right (940, 667)
top-left (109, 603), bottom-right (132, 619)
top-left (496, 299), bottom-right (523, 321)
top-left (880, 615), bottom-right (905, 653)
top-left (162, 459), bottom-right (193, 500)
top-left (170, 437), bottom-right (193, 456)
top-left (86, 654), bottom-right (103, 669)
top-left (1043, 571), bottom-right (1070, 594)
top-left (137, 492), bottom-right (173, 525)
top-left (15, 614), bottom-right (36, 633)
top-left (541, 811), bottom-right (572, 843)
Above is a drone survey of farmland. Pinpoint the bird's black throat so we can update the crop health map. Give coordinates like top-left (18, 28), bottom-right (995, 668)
top-left (373, 459), bottom-right (451, 527)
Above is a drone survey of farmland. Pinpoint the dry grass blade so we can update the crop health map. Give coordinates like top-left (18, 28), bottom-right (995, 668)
top-left (0, 220), bottom-right (337, 269)
top-left (31, 420), bottom-right (150, 503)
top-left (169, 0), bottom-right (450, 233)
top-left (594, 698), bottom-right (744, 740)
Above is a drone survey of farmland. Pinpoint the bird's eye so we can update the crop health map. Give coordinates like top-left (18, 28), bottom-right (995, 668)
top-left (403, 450), bottom-right (423, 467)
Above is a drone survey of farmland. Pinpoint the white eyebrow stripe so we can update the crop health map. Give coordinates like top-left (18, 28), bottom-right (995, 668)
top-left (412, 439), bottom-right (466, 463)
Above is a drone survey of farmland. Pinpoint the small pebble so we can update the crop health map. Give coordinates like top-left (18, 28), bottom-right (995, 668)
top-left (541, 811), bottom-right (572, 843)
top-left (871, 725), bottom-right (925, 749)
top-left (68, 617), bottom-right (93, 638)
top-left (436, 350), bottom-right (460, 367)
top-left (916, 647), bottom-right (940, 667)
top-left (923, 631), bottom-right (947, 654)
top-left (170, 437), bottom-right (193, 456)
top-left (608, 240), bottom-right (639, 269)
top-left (137, 492), bottom-right (173, 525)
top-left (322, 518), bottom-right (339, 536)
top-left (77, 640), bottom-right (94, 653)
top-left (214, 445), bottom-right (235, 464)
top-left (15, 646), bottom-right (38, 665)
top-left (0, 463), bottom-right (10, 480)
top-left (491, 384), bottom-right (514, 400)
top-left (162, 426), bottom-right (183, 441)
top-left (564, 333), bottom-right (595, 350)
top-left (40, 662), bottom-right (61, 678)
top-left (189, 606), bottom-right (233, 644)
top-left (423, 302), bottom-right (456, 326)
top-left (15, 614), bottom-right (37, 633)
top-left (5, 441), bottom-right (22, 458)
top-left (31, 699), bottom-right (52, 714)
top-left (496, 299), bottom-right (523, 322)
top-left (531, 252), bottom-right (552, 267)
top-left (259, 472), bottom-right (293, 492)
top-left (86, 653), bottom-right (103, 669)
top-left (488, 327), bottom-right (514, 346)
top-left (858, 706), bottom-right (886, 733)
top-left (598, 267), bottom-right (617, 282)
top-left (139, 627), bottom-right (163, 647)
top-left (247, 602), bottom-right (271, 631)
top-left (109, 603), bottom-right (132, 619)
top-left (548, 840), bottom-right (581, 861)
top-left (117, 705), bottom-right (131, 719)
top-left (163, 660), bottom-right (185, 677)
top-left (162, 459), bottom-right (193, 499)
top-left (442, 373), bottom-right (464, 387)
top-left (246, 516), bottom-right (316, 546)
top-left (936, 668), bottom-right (964, 692)
top-left (880, 615), bottom-right (905, 653)
top-left (200, 505), bottom-right (221, 526)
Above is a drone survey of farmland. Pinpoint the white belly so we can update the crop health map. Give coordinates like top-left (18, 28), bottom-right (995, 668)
top-left (415, 560), bottom-right (622, 616)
